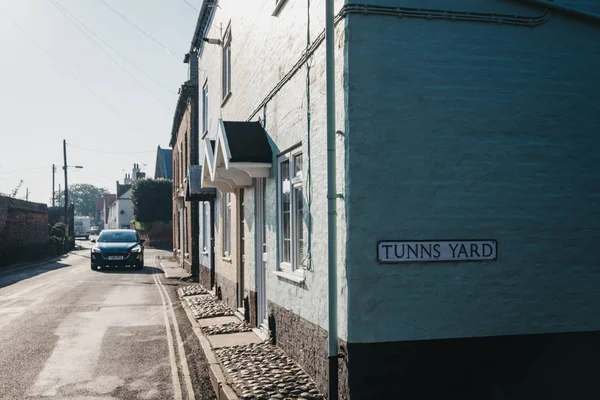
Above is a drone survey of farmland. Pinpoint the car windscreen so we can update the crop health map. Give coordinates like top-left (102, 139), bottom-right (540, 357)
top-left (98, 231), bottom-right (138, 243)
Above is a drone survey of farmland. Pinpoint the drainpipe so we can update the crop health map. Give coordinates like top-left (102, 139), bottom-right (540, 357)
top-left (325, 0), bottom-right (338, 399)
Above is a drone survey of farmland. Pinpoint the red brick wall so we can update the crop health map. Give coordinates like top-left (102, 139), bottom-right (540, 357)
top-left (0, 196), bottom-right (49, 266)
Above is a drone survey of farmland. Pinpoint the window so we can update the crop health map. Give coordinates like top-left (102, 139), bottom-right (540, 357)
top-left (202, 81), bottom-right (208, 134)
top-left (222, 26), bottom-right (231, 101)
top-left (202, 202), bottom-right (210, 253)
top-left (279, 149), bottom-right (304, 270)
top-left (223, 193), bottom-right (232, 257)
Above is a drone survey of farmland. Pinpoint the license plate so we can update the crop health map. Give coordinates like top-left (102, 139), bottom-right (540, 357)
top-left (108, 256), bottom-right (124, 260)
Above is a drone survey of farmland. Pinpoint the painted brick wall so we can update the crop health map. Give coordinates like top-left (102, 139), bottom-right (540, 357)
top-left (197, 0), bottom-right (350, 341)
top-left (345, 3), bottom-right (600, 342)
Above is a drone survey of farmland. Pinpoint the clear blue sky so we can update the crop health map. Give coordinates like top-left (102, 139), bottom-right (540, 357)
top-left (0, 0), bottom-right (200, 204)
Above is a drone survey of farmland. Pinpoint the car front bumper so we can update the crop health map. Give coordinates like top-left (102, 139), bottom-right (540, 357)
top-left (91, 252), bottom-right (143, 266)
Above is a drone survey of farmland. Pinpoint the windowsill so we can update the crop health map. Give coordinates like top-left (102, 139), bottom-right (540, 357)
top-left (222, 256), bottom-right (232, 262)
top-left (221, 91), bottom-right (232, 107)
top-left (272, 0), bottom-right (288, 16)
top-left (273, 269), bottom-right (305, 284)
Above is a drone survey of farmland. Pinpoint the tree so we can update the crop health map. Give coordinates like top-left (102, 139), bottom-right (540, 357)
top-left (131, 178), bottom-right (172, 223)
top-left (54, 183), bottom-right (107, 219)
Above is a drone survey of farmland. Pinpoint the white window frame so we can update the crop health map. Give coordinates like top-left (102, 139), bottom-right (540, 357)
top-left (221, 25), bottom-right (232, 103)
top-left (223, 192), bottom-right (232, 258)
top-left (200, 202), bottom-right (207, 253)
top-left (202, 80), bottom-right (208, 135)
top-left (278, 147), bottom-right (304, 273)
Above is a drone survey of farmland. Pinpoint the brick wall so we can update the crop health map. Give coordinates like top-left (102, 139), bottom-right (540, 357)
top-left (0, 196), bottom-right (49, 267)
top-left (345, 4), bottom-right (600, 342)
top-left (269, 300), bottom-right (350, 399)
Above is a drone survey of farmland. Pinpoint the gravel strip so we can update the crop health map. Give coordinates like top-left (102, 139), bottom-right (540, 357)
top-left (202, 321), bottom-right (253, 336)
top-left (215, 343), bottom-right (325, 400)
top-left (178, 285), bottom-right (210, 297)
top-left (188, 297), bottom-right (234, 319)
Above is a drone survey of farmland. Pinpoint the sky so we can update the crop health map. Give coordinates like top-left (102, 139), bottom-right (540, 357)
top-left (0, 0), bottom-right (200, 204)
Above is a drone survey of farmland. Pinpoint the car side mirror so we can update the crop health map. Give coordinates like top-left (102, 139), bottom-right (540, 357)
top-left (139, 239), bottom-right (145, 244)
top-left (90, 239), bottom-right (96, 243)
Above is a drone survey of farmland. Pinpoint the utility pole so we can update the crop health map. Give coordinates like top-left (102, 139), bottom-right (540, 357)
top-left (25, 188), bottom-right (29, 201)
top-left (52, 164), bottom-right (56, 206)
top-left (63, 140), bottom-right (69, 234)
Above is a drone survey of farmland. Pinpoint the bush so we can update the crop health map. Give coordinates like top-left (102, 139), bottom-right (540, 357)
top-left (131, 179), bottom-right (172, 223)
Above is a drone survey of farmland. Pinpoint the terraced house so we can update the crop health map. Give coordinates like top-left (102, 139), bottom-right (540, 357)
top-left (177, 0), bottom-right (600, 398)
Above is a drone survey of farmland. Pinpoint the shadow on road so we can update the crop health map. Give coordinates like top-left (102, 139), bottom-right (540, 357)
top-left (95, 266), bottom-right (163, 275)
top-left (0, 261), bottom-right (71, 290)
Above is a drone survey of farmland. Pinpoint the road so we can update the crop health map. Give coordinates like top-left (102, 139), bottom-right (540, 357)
top-left (0, 239), bottom-right (215, 400)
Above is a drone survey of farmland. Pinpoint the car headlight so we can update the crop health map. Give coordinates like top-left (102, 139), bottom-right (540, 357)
top-left (130, 245), bottom-right (142, 253)
top-left (91, 247), bottom-right (101, 253)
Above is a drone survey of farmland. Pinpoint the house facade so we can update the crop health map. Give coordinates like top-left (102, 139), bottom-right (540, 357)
top-left (170, 73), bottom-right (201, 275)
top-left (184, 0), bottom-right (600, 398)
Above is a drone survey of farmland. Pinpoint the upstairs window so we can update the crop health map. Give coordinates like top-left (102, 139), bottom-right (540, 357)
top-left (222, 26), bottom-right (231, 102)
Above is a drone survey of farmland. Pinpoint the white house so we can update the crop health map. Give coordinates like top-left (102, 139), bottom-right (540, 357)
top-left (106, 164), bottom-right (146, 230)
top-left (187, 0), bottom-right (600, 398)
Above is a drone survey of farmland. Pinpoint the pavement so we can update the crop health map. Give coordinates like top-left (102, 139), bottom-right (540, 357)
top-left (158, 256), bottom-right (192, 280)
top-left (0, 239), bottom-right (215, 400)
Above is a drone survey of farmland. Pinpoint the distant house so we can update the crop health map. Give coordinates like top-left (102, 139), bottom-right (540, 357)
top-left (154, 146), bottom-right (173, 180)
top-left (106, 164), bottom-right (146, 230)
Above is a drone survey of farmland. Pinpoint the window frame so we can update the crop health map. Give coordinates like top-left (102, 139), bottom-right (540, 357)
top-left (202, 80), bottom-right (209, 135)
top-left (278, 147), bottom-right (304, 273)
top-left (221, 25), bottom-right (232, 103)
top-left (222, 192), bottom-right (232, 258)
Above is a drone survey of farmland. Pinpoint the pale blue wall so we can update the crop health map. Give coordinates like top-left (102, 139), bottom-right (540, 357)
top-left (345, 3), bottom-right (600, 343)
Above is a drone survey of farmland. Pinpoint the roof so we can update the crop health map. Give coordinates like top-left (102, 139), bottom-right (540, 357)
top-left (95, 197), bottom-right (104, 211)
top-left (222, 121), bottom-right (273, 163)
top-left (169, 77), bottom-right (198, 147)
top-left (116, 183), bottom-right (131, 198)
top-left (155, 146), bottom-right (173, 180)
top-left (186, 165), bottom-right (217, 201)
top-left (189, 0), bottom-right (218, 55)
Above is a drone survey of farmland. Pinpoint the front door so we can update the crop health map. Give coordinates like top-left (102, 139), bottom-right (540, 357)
top-left (255, 178), bottom-right (267, 327)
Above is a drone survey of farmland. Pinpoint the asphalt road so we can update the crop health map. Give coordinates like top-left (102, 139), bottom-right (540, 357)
top-left (0, 239), bottom-right (215, 400)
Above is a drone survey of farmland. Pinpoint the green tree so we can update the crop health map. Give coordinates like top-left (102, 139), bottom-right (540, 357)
top-left (131, 178), bottom-right (172, 223)
top-left (54, 183), bottom-right (107, 219)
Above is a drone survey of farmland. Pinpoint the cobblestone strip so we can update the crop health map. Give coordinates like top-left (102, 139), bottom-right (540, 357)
top-left (178, 284), bottom-right (210, 297)
top-left (188, 297), bottom-right (235, 319)
top-left (215, 343), bottom-right (325, 400)
top-left (184, 294), bottom-right (215, 305)
top-left (202, 321), bottom-right (253, 336)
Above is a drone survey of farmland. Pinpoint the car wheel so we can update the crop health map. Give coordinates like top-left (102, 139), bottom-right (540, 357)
top-left (136, 262), bottom-right (144, 270)
top-left (91, 264), bottom-right (98, 271)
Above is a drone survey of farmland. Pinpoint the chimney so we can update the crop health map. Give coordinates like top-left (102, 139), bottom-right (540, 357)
top-left (187, 50), bottom-right (198, 80)
top-left (132, 163), bottom-right (140, 181)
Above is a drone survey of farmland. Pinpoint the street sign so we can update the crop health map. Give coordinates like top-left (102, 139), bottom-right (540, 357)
top-left (377, 240), bottom-right (497, 263)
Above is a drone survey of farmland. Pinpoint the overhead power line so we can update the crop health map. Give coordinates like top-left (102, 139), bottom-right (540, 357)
top-left (183, 0), bottom-right (199, 12)
top-left (48, 0), bottom-right (177, 96)
top-left (46, 0), bottom-right (174, 112)
top-left (68, 143), bottom-right (157, 154)
top-left (1, 13), bottom-right (147, 134)
top-left (99, 0), bottom-right (183, 61)
top-left (0, 165), bottom-right (53, 176)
